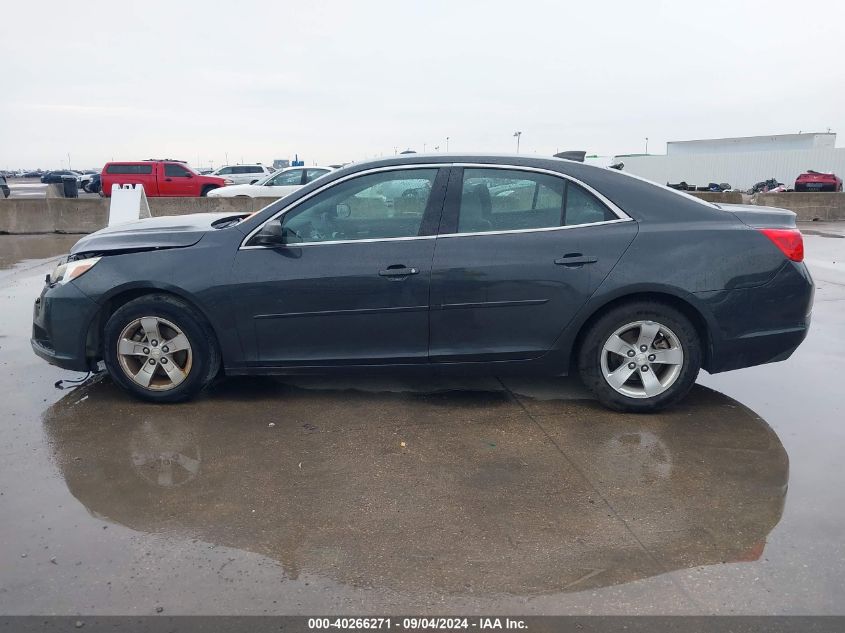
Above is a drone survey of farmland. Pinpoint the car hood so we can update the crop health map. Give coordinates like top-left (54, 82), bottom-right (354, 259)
top-left (70, 212), bottom-right (243, 255)
top-left (209, 183), bottom-right (260, 195)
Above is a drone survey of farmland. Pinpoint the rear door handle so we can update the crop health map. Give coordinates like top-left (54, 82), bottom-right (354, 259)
top-left (379, 265), bottom-right (419, 278)
top-left (165, 178), bottom-right (172, 181)
top-left (555, 254), bottom-right (598, 267)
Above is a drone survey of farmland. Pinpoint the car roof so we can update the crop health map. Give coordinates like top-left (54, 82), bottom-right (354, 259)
top-left (269, 165), bottom-right (333, 174)
top-left (241, 153), bottom-right (726, 228)
top-left (278, 165), bottom-right (332, 170)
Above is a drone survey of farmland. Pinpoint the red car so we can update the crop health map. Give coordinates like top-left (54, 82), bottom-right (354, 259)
top-left (794, 170), bottom-right (842, 192)
top-left (101, 160), bottom-right (226, 197)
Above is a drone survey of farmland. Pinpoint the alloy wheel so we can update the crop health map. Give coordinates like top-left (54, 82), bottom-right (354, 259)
top-left (116, 316), bottom-right (193, 391)
top-left (599, 320), bottom-right (684, 399)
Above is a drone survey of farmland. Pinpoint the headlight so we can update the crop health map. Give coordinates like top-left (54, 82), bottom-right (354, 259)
top-left (223, 178), bottom-right (234, 185)
top-left (50, 257), bottom-right (100, 285)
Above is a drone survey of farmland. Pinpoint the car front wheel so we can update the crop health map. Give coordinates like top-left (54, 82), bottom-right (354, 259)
top-left (103, 295), bottom-right (220, 403)
top-left (578, 301), bottom-right (701, 412)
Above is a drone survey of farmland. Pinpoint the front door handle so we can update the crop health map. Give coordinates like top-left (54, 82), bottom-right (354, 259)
top-left (379, 265), bottom-right (419, 278)
top-left (555, 253), bottom-right (598, 267)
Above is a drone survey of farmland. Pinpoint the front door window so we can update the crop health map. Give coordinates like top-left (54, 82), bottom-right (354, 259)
top-left (252, 169), bottom-right (439, 245)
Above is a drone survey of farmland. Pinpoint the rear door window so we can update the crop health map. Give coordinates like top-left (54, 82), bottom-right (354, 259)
top-left (305, 169), bottom-right (329, 183)
top-left (458, 168), bottom-right (565, 233)
top-left (456, 168), bottom-right (616, 233)
top-left (564, 182), bottom-right (617, 225)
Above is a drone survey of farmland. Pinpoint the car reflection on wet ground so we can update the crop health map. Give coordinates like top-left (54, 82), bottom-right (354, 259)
top-left (0, 228), bottom-right (843, 614)
top-left (43, 377), bottom-right (786, 597)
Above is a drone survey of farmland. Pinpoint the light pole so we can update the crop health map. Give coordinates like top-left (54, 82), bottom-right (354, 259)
top-left (513, 131), bottom-right (522, 153)
top-left (644, 137), bottom-right (649, 155)
top-left (446, 137), bottom-right (450, 152)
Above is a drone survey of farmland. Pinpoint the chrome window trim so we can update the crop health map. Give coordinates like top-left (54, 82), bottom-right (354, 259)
top-left (239, 162), bottom-right (632, 250)
top-left (256, 235), bottom-right (437, 248)
top-left (437, 217), bottom-right (632, 239)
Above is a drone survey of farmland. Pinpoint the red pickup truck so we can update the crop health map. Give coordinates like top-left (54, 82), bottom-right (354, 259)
top-left (101, 160), bottom-right (226, 197)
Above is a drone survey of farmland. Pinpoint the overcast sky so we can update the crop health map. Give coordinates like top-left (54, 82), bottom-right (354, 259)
top-left (1, 0), bottom-right (843, 170)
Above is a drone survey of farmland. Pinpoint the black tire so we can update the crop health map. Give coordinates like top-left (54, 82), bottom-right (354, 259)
top-left (200, 185), bottom-right (218, 197)
top-left (103, 294), bottom-right (221, 403)
top-left (578, 301), bottom-right (702, 413)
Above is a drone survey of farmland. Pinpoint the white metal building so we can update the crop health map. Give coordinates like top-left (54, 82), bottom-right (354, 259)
top-left (613, 133), bottom-right (845, 190)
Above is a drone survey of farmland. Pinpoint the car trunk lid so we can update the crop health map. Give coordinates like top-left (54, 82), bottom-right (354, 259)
top-left (718, 203), bottom-right (797, 229)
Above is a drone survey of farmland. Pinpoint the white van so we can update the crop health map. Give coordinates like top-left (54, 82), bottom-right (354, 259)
top-left (211, 164), bottom-right (274, 185)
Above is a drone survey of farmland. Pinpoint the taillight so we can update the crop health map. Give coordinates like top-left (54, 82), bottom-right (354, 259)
top-left (759, 228), bottom-right (804, 262)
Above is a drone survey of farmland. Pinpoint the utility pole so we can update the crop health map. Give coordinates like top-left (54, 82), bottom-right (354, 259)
top-left (513, 131), bottom-right (522, 153)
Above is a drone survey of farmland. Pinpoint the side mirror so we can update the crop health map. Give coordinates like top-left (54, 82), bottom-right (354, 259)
top-left (336, 203), bottom-right (351, 219)
top-left (251, 220), bottom-right (284, 246)
top-left (186, 172), bottom-right (194, 178)
top-left (250, 179), bottom-right (259, 185)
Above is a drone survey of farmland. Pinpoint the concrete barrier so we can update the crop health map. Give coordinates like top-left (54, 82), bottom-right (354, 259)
top-left (688, 191), bottom-right (744, 204)
top-left (755, 192), bottom-right (845, 221)
top-left (0, 197), bottom-right (278, 234)
top-left (2, 192), bottom-right (844, 234)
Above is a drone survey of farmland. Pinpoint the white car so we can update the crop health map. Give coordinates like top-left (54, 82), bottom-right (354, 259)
top-left (79, 172), bottom-right (99, 189)
top-left (208, 164), bottom-right (274, 186)
top-left (207, 166), bottom-right (333, 198)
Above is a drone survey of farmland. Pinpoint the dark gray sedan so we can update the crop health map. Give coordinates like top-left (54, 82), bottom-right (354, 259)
top-left (31, 154), bottom-right (813, 411)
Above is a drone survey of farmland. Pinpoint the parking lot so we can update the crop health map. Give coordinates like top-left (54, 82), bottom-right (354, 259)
top-left (0, 226), bottom-right (841, 615)
top-left (3, 178), bottom-right (102, 199)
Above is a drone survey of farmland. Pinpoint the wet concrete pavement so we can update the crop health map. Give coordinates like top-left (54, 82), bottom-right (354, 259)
top-left (0, 227), bottom-right (843, 615)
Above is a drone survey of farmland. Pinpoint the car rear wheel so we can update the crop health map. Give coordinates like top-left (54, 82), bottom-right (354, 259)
top-left (103, 295), bottom-right (220, 403)
top-left (578, 301), bottom-right (701, 412)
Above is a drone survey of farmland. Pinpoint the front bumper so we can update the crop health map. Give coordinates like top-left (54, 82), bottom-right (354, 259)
top-left (31, 278), bottom-right (100, 372)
